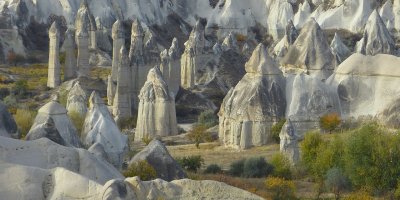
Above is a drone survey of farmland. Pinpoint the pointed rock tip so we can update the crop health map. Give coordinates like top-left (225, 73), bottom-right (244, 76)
top-left (131, 19), bottom-right (144, 35)
top-left (49, 21), bottom-right (59, 34)
top-left (245, 43), bottom-right (281, 75)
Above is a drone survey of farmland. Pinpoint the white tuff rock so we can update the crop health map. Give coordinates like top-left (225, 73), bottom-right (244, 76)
top-left (330, 32), bottom-right (351, 65)
top-left (47, 21), bottom-right (61, 88)
top-left (279, 119), bottom-right (300, 164)
top-left (66, 81), bottom-right (88, 118)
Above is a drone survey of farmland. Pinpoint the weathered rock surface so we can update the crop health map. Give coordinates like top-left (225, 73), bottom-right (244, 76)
top-left (0, 136), bottom-right (123, 184)
top-left (26, 117), bottom-right (66, 146)
top-left (279, 119), bottom-right (300, 164)
top-left (47, 21), bottom-right (61, 88)
top-left (129, 140), bottom-right (186, 181)
top-left (273, 20), bottom-right (298, 58)
top-left (66, 81), bottom-right (88, 117)
top-left (160, 38), bottom-right (181, 97)
top-left (356, 10), bottom-right (395, 56)
top-left (286, 73), bottom-right (341, 136)
top-left (31, 97), bottom-right (82, 147)
top-left (219, 44), bottom-right (286, 149)
top-left (75, 1), bottom-right (91, 77)
top-left (0, 101), bottom-right (18, 138)
top-left (63, 28), bottom-right (77, 80)
top-left (328, 53), bottom-right (400, 120)
top-left (135, 67), bottom-right (178, 141)
top-left (83, 91), bottom-right (128, 169)
top-left (330, 32), bottom-right (351, 65)
top-left (281, 19), bottom-right (335, 80)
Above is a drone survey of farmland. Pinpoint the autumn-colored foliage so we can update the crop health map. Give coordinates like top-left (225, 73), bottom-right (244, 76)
top-left (265, 177), bottom-right (297, 200)
top-left (320, 113), bottom-right (341, 133)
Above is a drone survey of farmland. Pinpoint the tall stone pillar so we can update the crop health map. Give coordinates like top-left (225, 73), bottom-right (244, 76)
top-left (129, 19), bottom-right (145, 109)
top-left (64, 29), bottom-right (77, 80)
top-left (47, 22), bottom-right (61, 88)
top-left (76, 29), bottom-right (90, 77)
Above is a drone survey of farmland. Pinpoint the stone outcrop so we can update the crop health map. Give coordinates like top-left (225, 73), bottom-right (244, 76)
top-left (356, 10), bottom-right (395, 56)
top-left (63, 28), bottom-right (77, 80)
top-left (26, 117), bottom-right (66, 146)
top-left (0, 162), bottom-right (263, 200)
top-left (279, 119), bottom-right (300, 164)
top-left (0, 101), bottom-right (18, 138)
top-left (327, 53), bottom-right (400, 120)
top-left (112, 46), bottom-right (132, 123)
top-left (135, 67), bottom-right (178, 141)
top-left (330, 32), bottom-right (351, 65)
top-left (273, 20), bottom-right (298, 58)
top-left (83, 91), bottom-right (128, 169)
top-left (218, 44), bottom-right (286, 149)
top-left (75, 3), bottom-right (90, 77)
top-left (160, 38), bottom-right (181, 97)
top-left (47, 21), bottom-right (61, 88)
top-left (267, 0), bottom-right (294, 40)
top-left (129, 140), bottom-right (186, 181)
top-left (293, 1), bottom-right (311, 28)
top-left (181, 20), bottom-right (207, 89)
top-left (280, 18), bottom-right (335, 80)
top-left (30, 96), bottom-right (82, 148)
top-left (222, 32), bottom-right (239, 52)
top-left (0, 136), bottom-right (123, 185)
top-left (66, 81), bottom-right (88, 117)
top-left (286, 73), bottom-right (341, 136)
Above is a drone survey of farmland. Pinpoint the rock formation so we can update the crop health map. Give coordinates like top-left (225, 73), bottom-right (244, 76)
top-left (75, 3), bottom-right (90, 77)
top-left (286, 73), bottom-right (341, 136)
top-left (267, 0), bottom-right (294, 40)
top-left (112, 46), bottom-right (132, 123)
top-left (63, 29), bottom-right (77, 80)
top-left (160, 38), bottom-right (181, 97)
top-left (0, 136), bottom-right (123, 185)
top-left (330, 32), bottom-right (351, 65)
top-left (25, 117), bottom-right (66, 146)
top-left (47, 21), bottom-right (61, 88)
top-left (0, 162), bottom-right (263, 200)
top-left (279, 119), bottom-right (299, 164)
top-left (327, 53), bottom-right (400, 120)
top-left (273, 20), bottom-right (298, 58)
top-left (280, 18), bottom-right (335, 80)
top-left (294, 1), bottom-right (311, 28)
top-left (356, 10), bottom-right (395, 56)
top-left (83, 91), bottom-right (128, 169)
top-left (30, 96), bottom-right (82, 148)
top-left (66, 81), bottom-right (88, 117)
top-left (222, 32), bottom-right (239, 52)
top-left (135, 67), bottom-right (178, 141)
top-left (218, 44), bottom-right (286, 149)
top-left (129, 140), bottom-right (186, 181)
top-left (0, 101), bottom-right (18, 138)
top-left (181, 20), bottom-right (207, 89)
top-left (379, 0), bottom-right (395, 31)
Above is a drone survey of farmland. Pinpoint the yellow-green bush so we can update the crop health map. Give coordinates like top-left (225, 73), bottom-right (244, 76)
top-left (14, 109), bottom-right (36, 138)
top-left (123, 160), bottom-right (157, 181)
top-left (68, 111), bottom-right (85, 136)
top-left (265, 177), bottom-right (297, 200)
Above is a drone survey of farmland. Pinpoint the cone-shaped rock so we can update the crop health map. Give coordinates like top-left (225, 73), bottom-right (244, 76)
top-left (273, 20), bottom-right (298, 58)
top-left (281, 19), bottom-right (335, 79)
top-left (135, 67), bottom-right (178, 141)
top-left (66, 82), bottom-right (88, 118)
top-left (218, 44), bottom-right (286, 149)
top-left (331, 33), bottom-right (351, 64)
top-left (356, 10), bottom-right (395, 56)
top-left (83, 91), bottom-right (128, 169)
top-left (222, 32), bottom-right (239, 52)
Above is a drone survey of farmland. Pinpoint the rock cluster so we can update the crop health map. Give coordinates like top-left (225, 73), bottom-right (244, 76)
top-left (219, 44), bottom-right (286, 149)
top-left (135, 67), bottom-right (178, 141)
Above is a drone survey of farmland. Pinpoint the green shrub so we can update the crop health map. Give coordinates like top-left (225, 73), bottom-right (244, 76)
top-left (229, 159), bottom-right (245, 177)
top-left (14, 109), bottom-right (36, 138)
top-left (300, 131), bottom-right (324, 172)
top-left (117, 116), bottom-right (137, 130)
top-left (176, 155), bottom-right (204, 172)
top-left (271, 119), bottom-right (286, 143)
top-left (197, 110), bottom-right (218, 128)
top-left (204, 164), bottom-right (222, 174)
top-left (186, 124), bottom-right (213, 149)
top-left (243, 157), bottom-right (273, 178)
top-left (12, 80), bottom-right (28, 97)
top-left (324, 167), bottom-right (350, 200)
top-left (265, 177), bottom-right (297, 200)
top-left (271, 153), bottom-right (292, 179)
top-left (123, 160), bottom-right (157, 181)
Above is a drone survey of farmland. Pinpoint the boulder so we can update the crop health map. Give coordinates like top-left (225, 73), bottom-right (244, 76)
top-left (31, 97), bottom-right (82, 147)
top-left (280, 18), bottom-right (335, 80)
top-left (26, 117), bottom-right (66, 146)
top-left (0, 136), bottom-right (123, 184)
top-left (219, 44), bottom-right (286, 149)
top-left (135, 67), bottom-right (178, 140)
top-left (83, 91), bottom-right (128, 169)
top-left (0, 101), bottom-right (18, 138)
top-left (129, 140), bottom-right (186, 181)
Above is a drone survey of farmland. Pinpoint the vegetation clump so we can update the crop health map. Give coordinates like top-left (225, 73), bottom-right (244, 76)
top-left (176, 155), bottom-right (204, 172)
top-left (123, 160), bottom-right (157, 181)
top-left (186, 124), bottom-right (213, 149)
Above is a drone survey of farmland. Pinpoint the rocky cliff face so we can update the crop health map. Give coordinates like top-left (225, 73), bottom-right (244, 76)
top-left (219, 44), bottom-right (286, 149)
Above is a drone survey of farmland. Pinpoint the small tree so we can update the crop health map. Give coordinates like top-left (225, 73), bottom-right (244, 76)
top-left (324, 167), bottom-right (350, 200)
top-left (320, 113), bottom-right (341, 133)
top-left (176, 155), bottom-right (204, 172)
top-left (186, 124), bottom-right (212, 149)
top-left (271, 153), bottom-right (292, 179)
top-left (265, 177), bottom-right (297, 200)
top-left (123, 160), bottom-right (157, 181)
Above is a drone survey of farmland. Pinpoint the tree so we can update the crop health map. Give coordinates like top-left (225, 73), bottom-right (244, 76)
top-left (320, 113), bottom-right (341, 133)
top-left (324, 167), bottom-right (350, 200)
top-left (186, 124), bottom-right (212, 148)
top-left (176, 155), bottom-right (204, 172)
